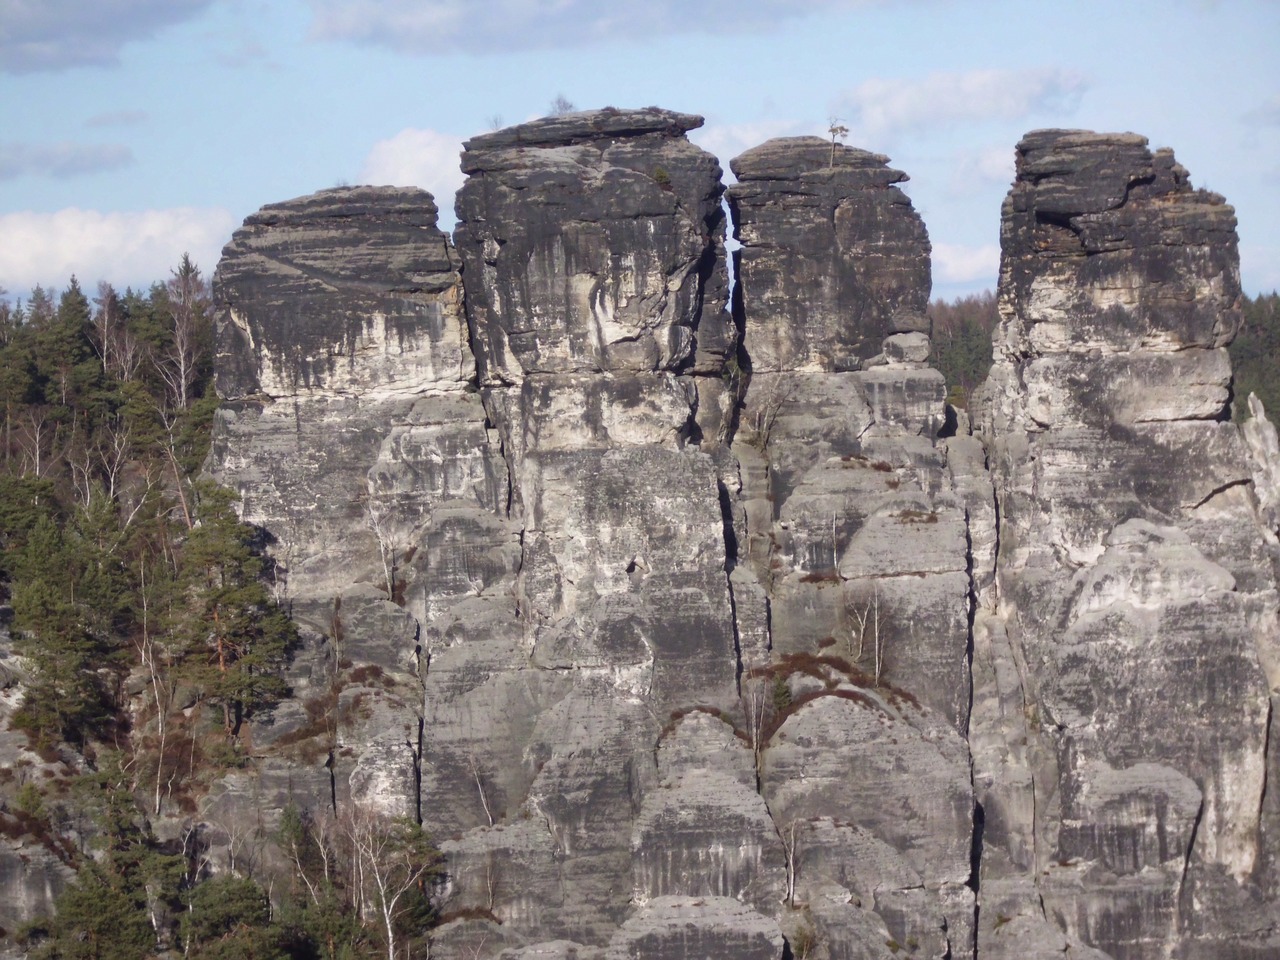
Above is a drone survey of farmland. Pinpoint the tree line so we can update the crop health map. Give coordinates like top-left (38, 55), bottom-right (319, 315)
top-left (927, 289), bottom-right (1280, 420)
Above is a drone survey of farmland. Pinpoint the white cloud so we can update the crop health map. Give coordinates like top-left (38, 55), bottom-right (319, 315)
top-left (359, 128), bottom-right (466, 225)
top-left (306, 0), bottom-right (890, 54)
top-left (0, 207), bottom-right (236, 295)
top-left (835, 68), bottom-right (1086, 143)
top-left (950, 144), bottom-right (1016, 195)
top-left (0, 0), bottom-right (216, 73)
top-left (689, 119), bottom-right (813, 181)
top-left (0, 141), bottom-right (134, 179)
top-left (933, 243), bottom-right (1000, 285)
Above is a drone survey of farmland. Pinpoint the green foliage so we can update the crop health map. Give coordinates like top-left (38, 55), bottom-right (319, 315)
top-left (25, 759), bottom-right (184, 960)
top-left (0, 264), bottom-right (324, 960)
top-left (176, 482), bottom-right (295, 734)
top-left (771, 675), bottom-right (793, 712)
top-left (1229, 292), bottom-right (1280, 421)
top-left (182, 875), bottom-right (288, 960)
top-left (928, 291), bottom-right (998, 409)
top-left (8, 515), bottom-right (115, 745)
top-left (273, 804), bottom-right (443, 960)
top-left (14, 781), bottom-right (46, 819)
top-left (25, 859), bottom-right (157, 960)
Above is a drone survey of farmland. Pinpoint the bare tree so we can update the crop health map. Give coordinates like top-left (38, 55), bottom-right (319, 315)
top-left (779, 818), bottom-right (802, 907)
top-left (157, 405), bottom-right (194, 529)
top-left (827, 116), bottom-right (849, 167)
top-left (740, 669), bottom-right (773, 786)
top-left (16, 405), bottom-right (64, 478)
top-left (747, 373), bottom-right (795, 452)
top-left (341, 804), bottom-right (441, 960)
top-left (364, 497), bottom-right (399, 600)
top-left (845, 583), bottom-right (878, 664)
top-left (549, 94), bottom-right (576, 116)
top-left (157, 253), bottom-right (210, 410)
top-left (464, 750), bottom-right (496, 827)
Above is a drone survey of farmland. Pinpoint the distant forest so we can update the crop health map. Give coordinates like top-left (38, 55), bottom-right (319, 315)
top-left (0, 267), bottom-right (1276, 957)
top-left (928, 289), bottom-right (1280, 420)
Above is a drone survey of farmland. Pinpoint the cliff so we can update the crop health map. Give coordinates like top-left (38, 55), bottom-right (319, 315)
top-left (206, 113), bottom-right (1279, 958)
top-left (3, 110), bottom-right (1276, 960)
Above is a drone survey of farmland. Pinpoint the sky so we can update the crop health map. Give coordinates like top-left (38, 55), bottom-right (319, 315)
top-left (1, 0), bottom-right (1277, 304)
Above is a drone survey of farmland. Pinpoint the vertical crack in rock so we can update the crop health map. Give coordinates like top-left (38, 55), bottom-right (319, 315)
top-left (207, 185), bottom-right (513, 838)
top-left (971, 128), bottom-right (1279, 958)
top-left (439, 107), bottom-right (764, 952)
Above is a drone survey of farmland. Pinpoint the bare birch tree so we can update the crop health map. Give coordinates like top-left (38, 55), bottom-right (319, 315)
top-left (157, 254), bottom-right (210, 410)
top-left (341, 804), bottom-right (441, 960)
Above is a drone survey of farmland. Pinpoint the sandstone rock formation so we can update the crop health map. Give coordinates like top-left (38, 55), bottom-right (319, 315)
top-left (180, 117), bottom-right (1280, 959)
top-left (971, 130), bottom-right (1279, 959)
top-left (208, 184), bottom-right (510, 823)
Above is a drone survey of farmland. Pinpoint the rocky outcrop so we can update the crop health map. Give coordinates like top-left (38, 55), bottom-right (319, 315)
top-left (188, 116), bottom-right (1280, 960)
top-left (972, 130), bottom-right (1279, 959)
top-left (208, 185), bottom-right (512, 823)
top-left (728, 136), bottom-right (931, 372)
top-left (722, 136), bottom-right (980, 957)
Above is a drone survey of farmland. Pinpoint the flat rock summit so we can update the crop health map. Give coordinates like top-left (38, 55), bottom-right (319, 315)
top-left (9, 108), bottom-right (1278, 959)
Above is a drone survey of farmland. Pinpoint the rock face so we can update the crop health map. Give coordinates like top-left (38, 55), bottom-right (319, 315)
top-left (728, 136), bottom-right (931, 372)
top-left (972, 130), bottom-right (1279, 959)
top-left (191, 117), bottom-right (1280, 959)
top-left (724, 137), bottom-right (979, 958)
top-left (208, 185), bottom-right (511, 822)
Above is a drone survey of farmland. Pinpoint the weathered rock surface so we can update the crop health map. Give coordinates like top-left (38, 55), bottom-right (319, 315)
top-left (722, 135), bottom-right (981, 957)
top-left (604, 896), bottom-right (784, 960)
top-left (207, 186), bottom-right (515, 838)
top-left (728, 137), bottom-right (931, 372)
top-left (972, 130), bottom-right (1279, 959)
top-left (180, 118), bottom-right (1280, 960)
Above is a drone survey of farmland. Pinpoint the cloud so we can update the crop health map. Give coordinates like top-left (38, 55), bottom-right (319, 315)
top-left (689, 119), bottom-right (813, 181)
top-left (835, 68), bottom-right (1086, 143)
top-left (0, 142), bottom-right (135, 179)
top-left (306, 0), bottom-right (886, 54)
top-left (85, 109), bottom-right (148, 128)
top-left (359, 128), bottom-right (466, 222)
top-left (1244, 94), bottom-right (1280, 127)
top-left (0, 207), bottom-right (236, 295)
top-left (933, 243), bottom-right (1000, 285)
top-left (0, 0), bottom-right (216, 73)
top-left (950, 144), bottom-right (1016, 194)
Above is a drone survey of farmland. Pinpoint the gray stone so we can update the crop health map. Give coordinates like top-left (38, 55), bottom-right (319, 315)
top-left (728, 137), bottom-right (931, 372)
top-left (604, 897), bottom-right (784, 960)
top-left (973, 129), bottom-right (1278, 959)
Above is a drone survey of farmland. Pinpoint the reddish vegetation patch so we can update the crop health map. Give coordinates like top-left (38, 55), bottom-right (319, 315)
top-left (348, 663), bottom-right (388, 686)
top-left (436, 906), bottom-right (503, 926)
top-left (0, 810), bottom-right (76, 863)
top-left (799, 570), bottom-right (841, 584)
top-left (659, 704), bottom-right (748, 745)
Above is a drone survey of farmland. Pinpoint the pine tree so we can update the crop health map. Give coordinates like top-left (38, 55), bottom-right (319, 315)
top-left (8, 516), bottom-right (111, 746)
top-left (176, 482), bottom-right (293, 737)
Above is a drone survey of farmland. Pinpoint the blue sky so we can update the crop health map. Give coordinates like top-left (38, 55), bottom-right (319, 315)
top-left (1, 0), bottom-right (1277, 301)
